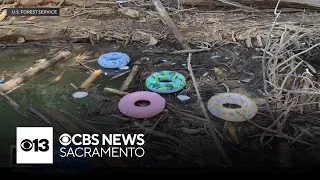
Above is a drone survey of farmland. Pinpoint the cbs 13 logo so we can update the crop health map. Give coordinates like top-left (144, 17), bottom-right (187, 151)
top-left (20, 138), bottom-right (49, 152)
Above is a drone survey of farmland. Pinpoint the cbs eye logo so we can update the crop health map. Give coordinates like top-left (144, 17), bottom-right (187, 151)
top-left (59, 133), bottom-right (71, 146)
top-left (20, 139), bottom-right (50, 152)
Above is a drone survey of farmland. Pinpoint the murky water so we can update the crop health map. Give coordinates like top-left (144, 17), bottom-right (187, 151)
top-left (0, 44), bottom-right (128, 166)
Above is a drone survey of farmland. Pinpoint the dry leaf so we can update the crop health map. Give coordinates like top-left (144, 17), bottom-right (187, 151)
top-left (148, 36), bottom-right (158, 45)
top-left (118, 7), bottom-right (139, 19)
top-left (0, 9), bottom-right (7, 22)
top-left (17, 37), bottom-right (25, 44)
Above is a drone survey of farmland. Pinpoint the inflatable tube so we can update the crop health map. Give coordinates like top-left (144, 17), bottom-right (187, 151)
top-left (118, 91), bottom-right (166, 119)
top-left (98, 52), bottom-right (130, 69)
top-left (145, 71), bottom-right (186, 94)
top-left (207, 93), bottom-right (258, 122)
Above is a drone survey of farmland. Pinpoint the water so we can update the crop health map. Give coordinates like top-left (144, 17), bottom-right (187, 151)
top-left (0, 44), bottom-right (128, 166)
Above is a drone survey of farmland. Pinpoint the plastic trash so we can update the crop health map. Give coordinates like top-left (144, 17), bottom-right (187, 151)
top-left (72, 91), bottom-right (88, 99)
top-left (0, 78), bottom-right (5, 84)
top-left (177, 95), bottom-right (190, 101)
top-left (119, 66), bottom-right (129, 70)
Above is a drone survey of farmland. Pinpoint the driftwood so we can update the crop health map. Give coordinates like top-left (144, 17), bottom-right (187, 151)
top-left (110, 70), bottom-right (131, 80)
top-left (28, 107), bottom-right (52, 125)
top-left (79, 69), bottom-right (102, 90)
top-left (182, 0), bottom-right (320, 9)
top-left (120, 61), bottom-right (141, 91)
top-left (0, 51), bottom-right (71, 93)
top-left (0, 91), bottom-right (25, 116)
top-left (152, 0), bottom-right (190, 50)
top-left (104, 87), bottom-right (129, 96)
top-left (171, 48), bottom-right (211, 54)
top-left (48, 69), bottom-right (66, 87)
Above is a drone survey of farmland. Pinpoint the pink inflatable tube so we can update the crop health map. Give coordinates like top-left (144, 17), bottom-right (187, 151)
top-left (118, 91), bottom-right (166, 119)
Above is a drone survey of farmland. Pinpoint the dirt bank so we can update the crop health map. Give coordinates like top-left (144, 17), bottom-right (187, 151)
top-left (0, 1), bottom-right (319, 48)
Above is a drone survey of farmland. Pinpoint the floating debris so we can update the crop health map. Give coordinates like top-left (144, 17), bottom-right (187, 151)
top-left (177, 95), bottom-right (190, 101)
top-left (33, 59), bottom-right (47, 64)
top-left (210, 55), bottom-right (220, 60)
top-left (119, 66), bottom-right (129, 70)
top-left (72, 91), bottom-right (88, 99)
top-left (0, 78), bottom-right (5, 84)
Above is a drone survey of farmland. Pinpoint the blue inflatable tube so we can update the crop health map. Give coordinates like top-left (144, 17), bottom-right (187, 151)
top-left (98, 52), bottom-right (131, 69)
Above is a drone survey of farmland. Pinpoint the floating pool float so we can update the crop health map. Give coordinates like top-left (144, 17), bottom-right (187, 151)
top-left (98, 52), bottom-right (131, 69)
top-left (118, 91), bottom-right (166, 119)
top-left (207, 93), bottom-right (258, 122)
top-left (145, 71), bottom-right (186, 94)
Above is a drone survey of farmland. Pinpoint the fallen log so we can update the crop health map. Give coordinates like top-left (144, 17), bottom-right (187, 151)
top-left (0, 50), bottom-right (71, 93)
top-left (28, 106), bottom-right (52, 125)
top-left (0, 91), bottom-right (25, 116)
top-left (182, 0), bottom-right (320, 9)
top-left (110, 70), bottom-right (130, 80)
top-left (120, 61), bottom-right (141, 91)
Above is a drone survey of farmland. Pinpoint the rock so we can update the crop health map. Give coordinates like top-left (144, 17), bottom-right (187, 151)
top-left (118, 7), bottom-right (139, 19)
top-left (148, 36), bottom-right (158, 45)
top-left (17, 36), bottom-right (25, 44)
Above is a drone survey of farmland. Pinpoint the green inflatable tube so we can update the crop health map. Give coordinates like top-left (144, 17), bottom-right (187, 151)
top-left (145, 71), bottom-right (187, 94)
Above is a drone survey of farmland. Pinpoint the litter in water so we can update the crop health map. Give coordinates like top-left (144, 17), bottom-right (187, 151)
top-left (0, 78), bottom-right (5, 84)
top-left (177, 95), bottom-right (190, 101)
top-left (119, 66), bottom-right (129, 70)
top-left (72, 91), bottom-right (89, 99)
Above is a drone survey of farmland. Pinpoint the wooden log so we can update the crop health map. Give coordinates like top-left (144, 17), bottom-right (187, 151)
top-left (104, 87), bottom-right (128, 96)
top-left (0, 91), bottom-right (25, 116)
top-left (182, 0), bottom-right (320, 9)
top-left (28, 106), bottom-right (52, 125)
top-left (0, 50), bottom-right (71, 93)
top-left (120, 61), bottom-right (141, 91)
top-left (110, 70), bottom-right (130, 80)
top-left (152, 0), bottom-right (190, 50)
top-left (78, 69), bottom-right (102, 90)
top-left (48, 69), bottom-right (66, 87)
